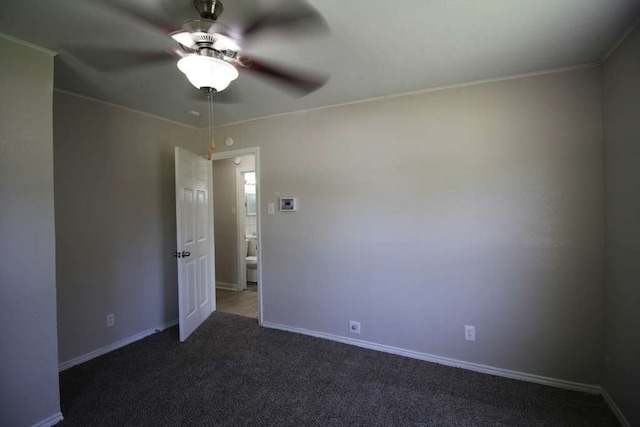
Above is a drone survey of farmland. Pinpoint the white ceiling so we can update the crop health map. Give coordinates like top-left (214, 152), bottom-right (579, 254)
top-left (1, 0), bottom-right (639, 127)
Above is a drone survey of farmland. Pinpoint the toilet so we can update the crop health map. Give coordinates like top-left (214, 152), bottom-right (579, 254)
top-left (245, 237), bottom-right (258, 283)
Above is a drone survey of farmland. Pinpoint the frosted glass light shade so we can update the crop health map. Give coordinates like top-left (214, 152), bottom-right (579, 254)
top-left (177, 55), bottom-right (239, 92)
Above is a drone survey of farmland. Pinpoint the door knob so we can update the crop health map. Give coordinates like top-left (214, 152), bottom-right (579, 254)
top-left (181, 251), bottom-right (191, 257)
top-left (173, 251), bottom-right (181, 258)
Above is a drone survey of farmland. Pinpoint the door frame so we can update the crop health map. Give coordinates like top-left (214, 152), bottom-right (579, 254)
top-left (212, 147), bottom-right (263, 325)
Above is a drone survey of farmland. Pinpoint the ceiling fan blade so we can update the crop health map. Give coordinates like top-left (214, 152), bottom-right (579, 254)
top-left (100, 0), bottom-right (179, 34)
top-left (237, 56), bottom-right (328, 96)
top-left (59, 45), bottom-right (178, 72)
top-left (240, 0), bottom-right (329, 42)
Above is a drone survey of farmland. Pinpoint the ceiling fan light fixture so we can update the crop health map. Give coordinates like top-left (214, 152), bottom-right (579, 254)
top-left (177, 55), bottom-right (239, 92)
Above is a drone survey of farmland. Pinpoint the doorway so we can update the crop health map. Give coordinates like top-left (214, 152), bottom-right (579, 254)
top-left (239, 168), bottom-right (258, 292)
top-left (212, 147), bottom-right (263, 324)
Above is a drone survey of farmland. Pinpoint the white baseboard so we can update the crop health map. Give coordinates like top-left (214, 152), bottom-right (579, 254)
top-left (58, 319), bottom-right (178, 371)
top-left (601, 388), bottom-right (631, 427)
top-left (216, 281), bottom-right (239, 291)
top-left (262, 321), bottom-right (601, 394)
top-left (32, 412), bottom-right (63, 427)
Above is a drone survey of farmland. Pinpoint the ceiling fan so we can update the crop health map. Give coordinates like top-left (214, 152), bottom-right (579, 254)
top-left (80, 0), bottom-right (330, 98)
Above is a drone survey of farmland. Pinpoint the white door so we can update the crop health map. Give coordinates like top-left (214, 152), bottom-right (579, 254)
top-left (175, 147), bottom-right (215, 341)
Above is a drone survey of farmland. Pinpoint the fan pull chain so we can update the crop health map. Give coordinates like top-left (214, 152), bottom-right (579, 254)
top-left (206, 89), bottom-right (215, 160)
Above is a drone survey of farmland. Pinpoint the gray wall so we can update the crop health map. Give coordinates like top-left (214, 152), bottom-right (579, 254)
top-left (0, 37), bottom-right (61, 426)
top-left (603, 24), bottom-right (640, 426)
top-left (54, 92), bottom-right (201, 364)
top-left (213, 157), bottom-right (239, 285)
top-left (214, 67), bottom-right (605, 385)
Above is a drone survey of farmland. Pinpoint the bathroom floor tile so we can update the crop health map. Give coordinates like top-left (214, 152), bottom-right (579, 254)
top-left (216, 288), bottom-right (258, 319)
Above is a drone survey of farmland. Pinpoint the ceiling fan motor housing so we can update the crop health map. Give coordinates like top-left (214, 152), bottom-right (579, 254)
top-left (194, 0), bottom-right (223, 20)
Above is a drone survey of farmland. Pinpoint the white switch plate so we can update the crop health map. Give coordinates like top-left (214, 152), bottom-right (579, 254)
top-left (107, 313), bottom-right (115, 327)
top-left (267, 203), bottom-right (275, 215)
top-left (464, 325), bottom-right (475, 341)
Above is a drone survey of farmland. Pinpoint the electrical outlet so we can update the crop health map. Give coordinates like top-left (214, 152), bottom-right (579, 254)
top-left (349, 321), bottom-right (361, 335)
top-left (464, 325), bottom-right (475, 341)
top-left (107, 313), bottom-right (115, 327)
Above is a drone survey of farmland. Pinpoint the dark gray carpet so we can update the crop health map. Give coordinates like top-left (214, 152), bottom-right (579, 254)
top-left (59, 312), bottom-right (619, 426)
